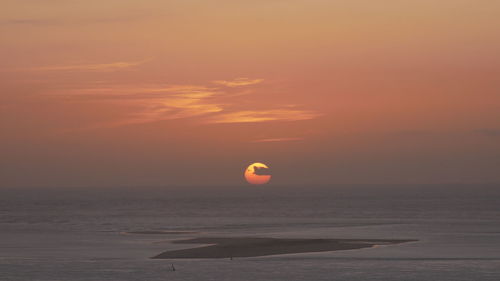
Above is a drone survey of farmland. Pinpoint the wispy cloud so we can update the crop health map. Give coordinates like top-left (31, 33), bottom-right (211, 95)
top-left (476, 129), bottom-right (500, 137)
top-left (212, 78), bottom-right (263, 87)
top-left (206, 109), bottom-right (320, 124)
top-left (64, 85), bottom-right (223, 127)
top-left (58, 78), bottom-right (320, 129)
top-left (0, 19), bottom-right (56, 25)
top-left (1, 15), bottom-right (146, 26)
top-left (251, 137), bottom-right (303, 143)
top-left (123, 98), bottom-right (222, 126)
top-left (25, 60), bottom-right (149, 72)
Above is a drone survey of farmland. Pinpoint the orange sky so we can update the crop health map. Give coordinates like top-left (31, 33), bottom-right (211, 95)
top-left (1, 0), bottom-right (499, 187)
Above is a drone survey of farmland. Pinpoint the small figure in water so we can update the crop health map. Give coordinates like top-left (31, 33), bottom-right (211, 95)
top-left (171, 264), bottom-right (176, 271)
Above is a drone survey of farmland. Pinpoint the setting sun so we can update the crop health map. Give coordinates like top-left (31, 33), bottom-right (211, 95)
top-left (244, 163), bottom-right (271, 185)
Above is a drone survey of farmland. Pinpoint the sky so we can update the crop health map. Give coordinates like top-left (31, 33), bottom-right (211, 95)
top-left (1, 0), bottom-right (499, 188)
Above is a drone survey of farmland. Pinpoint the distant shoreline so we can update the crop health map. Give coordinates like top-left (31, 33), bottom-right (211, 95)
top-left (152, 237), bottom-right (417, 259)
top-left (124, 231), bottom-right (198, 235)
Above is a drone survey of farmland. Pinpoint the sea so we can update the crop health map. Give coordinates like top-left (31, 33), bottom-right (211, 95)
top-left (1, 184), bottom-right (499, 281)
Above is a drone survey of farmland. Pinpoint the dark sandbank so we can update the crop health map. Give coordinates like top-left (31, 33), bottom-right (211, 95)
top-left (125, 231), bottom-right (198, 235)
top-left (152, 237), bottom-right (416, 259)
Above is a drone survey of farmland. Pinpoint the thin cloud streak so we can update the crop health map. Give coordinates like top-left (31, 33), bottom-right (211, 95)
top-left (251, 137), bottom-right (303, 143)
top-left (24, 60), bottom-right (149, 72)
top-left (476, 129), bottom-right (500, 137)
top-left (207, 109), bottom-right (320, 124)
top-left (1, 15), bottom-right (148, 26)
top-left (124, 99), bottom-right (222, 125)
top-left (212, 78), bottom-right (263, 87)
top-left (64, 85), bottom-right (223, 127)
top-left (0, 19), bottom-right (56, 25)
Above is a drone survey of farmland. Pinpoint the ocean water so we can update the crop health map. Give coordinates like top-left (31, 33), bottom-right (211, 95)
top-left (1, 184), bottom-right (499, 281)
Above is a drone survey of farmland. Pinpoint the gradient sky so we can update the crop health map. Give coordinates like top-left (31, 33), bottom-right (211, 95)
top-left (1, 0), bottom-right (499, 188)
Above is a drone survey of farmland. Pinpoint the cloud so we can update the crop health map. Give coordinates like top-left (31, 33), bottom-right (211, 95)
top-left (207, 109), bottom-right (320, 124)
top-left (476, 129), bottom-right (500, 137)
top-left (63, 85), bottom-right (223, 127)
top-left (24, 60), bottom-right (149, 72)
top-left (251, 137), bottom-right (303, 143)
top-left (55, 78), bottom-right (320, 129)
top-left (0, 19), bottom-right (56, 25)
top-left (212, 78), bottom-right (263, 87)
top-left (253, 166), bottom-right (271, 176)
top-left (123, 100), bottom-right (222, 126)
top-left (1, 15), bottom-right (146, 26)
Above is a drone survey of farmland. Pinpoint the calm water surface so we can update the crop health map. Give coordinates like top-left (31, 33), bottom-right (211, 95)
top-left (1, 185), bottom-right (499, 281)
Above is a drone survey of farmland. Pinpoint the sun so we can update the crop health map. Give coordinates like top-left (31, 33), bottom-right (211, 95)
top-left (244, 162), bottom-right (271, 185)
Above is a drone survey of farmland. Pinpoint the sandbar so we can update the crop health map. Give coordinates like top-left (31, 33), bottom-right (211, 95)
top-left (125, 231), bottom-right (197, 235)
top-left (152, 237), bottom-right (416, 259)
